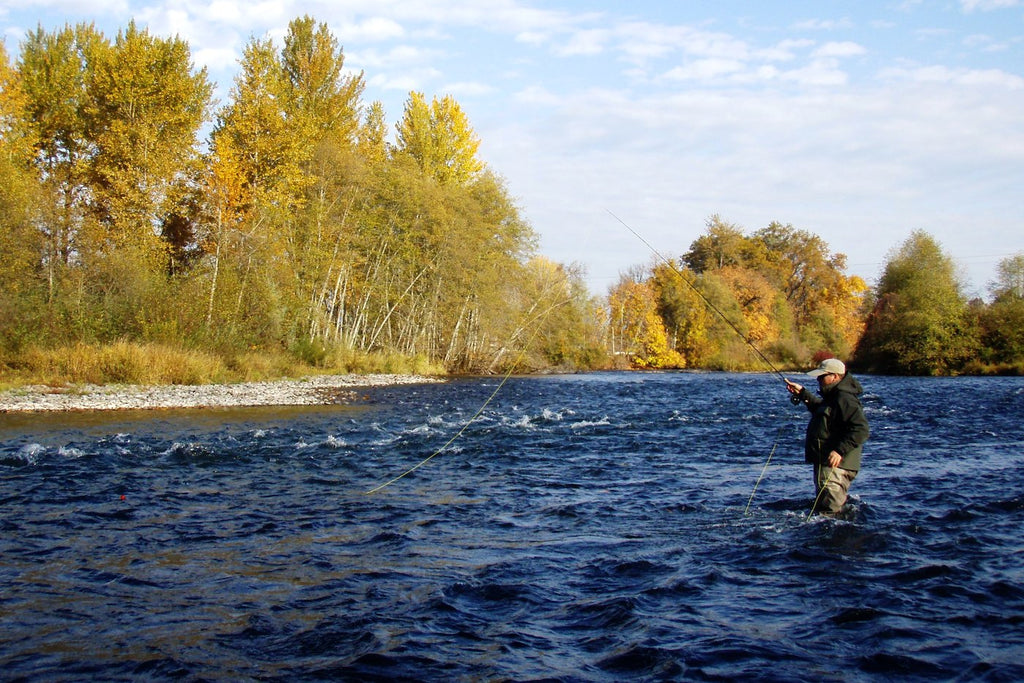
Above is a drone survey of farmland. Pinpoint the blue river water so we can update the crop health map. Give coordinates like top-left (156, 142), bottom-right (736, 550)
top-left (1, 372), bottom-right (1023, 681)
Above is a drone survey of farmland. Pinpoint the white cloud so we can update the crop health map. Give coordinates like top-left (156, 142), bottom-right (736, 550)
top-left (756, 39), bottom-right (816, 62)
top-left (441, 80), bottom-right (496, 97)
top-left (555, 28), bottom-right (609, 57)
top-left (961, 0), bottom-right (1022, 11)
top-left (204, 0), bottom-right (244, 24)
top-left (614, 21), bottom-right (751, 64)
top-left (338, 17), bottom-right (405, 42)
top-left (366, 66), bottom-right (442, 93)
top-left (880, 65), bottom-right (1024, 89)
top-left (792, 18), bottom-right (855, 31)
top-left (512, 85), bottom-right (560, 106)
top-left (963, 33), bottom-right (1012, 52)
top-left (485, 73), bottom-right (1024, 291)
top-left (813, 41), bottom-right (867, 58)
top-left (662, 58), bottom-right (746, 82)
top-left (515, 31), bottom-right (548, 46)
top-left (194, 46), bottom-right (240, 73)
top-left (350, 44), bottom-right (441, 69)
top-left (780, 60), bottom-right (849, 86)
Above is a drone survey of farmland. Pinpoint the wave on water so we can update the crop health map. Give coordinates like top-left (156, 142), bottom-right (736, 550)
top-left (2, 372), bottom-right (1024, 681)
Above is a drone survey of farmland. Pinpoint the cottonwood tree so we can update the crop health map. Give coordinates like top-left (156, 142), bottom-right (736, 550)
top-left (854, 230), bottom-right (977, 374)
top-left (17, 23), bottom-right (103, 299)
top-left (0, 43), bottom-right (43, 348)
top-left (395, 92), bottom-right (483, 186)
top-left (17, 22), bottom-right (211, 340)
top-left (978, 253), bottom-right (1024, 366)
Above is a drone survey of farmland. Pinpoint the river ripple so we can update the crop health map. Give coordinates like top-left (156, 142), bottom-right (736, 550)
top-left (2, 372), bottom-right (1023, 681)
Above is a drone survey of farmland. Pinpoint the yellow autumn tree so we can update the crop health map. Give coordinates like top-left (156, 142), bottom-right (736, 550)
top-left (0, 42), bottom-right (43, 349)
top-left (608, 275), bottom-right (681, 369)
top-left (395, 92), bottom-right (483, 186)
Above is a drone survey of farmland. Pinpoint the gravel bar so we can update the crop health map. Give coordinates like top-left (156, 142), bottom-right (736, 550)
top-left (0, 374), bottom-right (442, 413)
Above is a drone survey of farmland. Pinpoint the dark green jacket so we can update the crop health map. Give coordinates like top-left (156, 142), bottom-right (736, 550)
top-left (796, 374), bottom-right (870, 471)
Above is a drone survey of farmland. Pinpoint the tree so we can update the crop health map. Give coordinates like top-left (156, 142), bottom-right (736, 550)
top-left (749, 221), bottom-right (866, 357)
top-left (0, 42), bottom-right (43, 350)
top-left (358, 100), bottom-right (389, 165)
top-left (978, 253), bottom-right (1024, 367)
top-left (854, 230), bottom-right (977, 375)
top-left (608, 274), bottom-right (681, 368)
top-left (990, 253), bottom-right (1024, 302)
top-left (651, 262), bottom-right (716, 367)
top-left (281, 15), bottom-right (364, 149)
top-left (17, 23), bottom-right (104, 299)
top-left (85, 21), bottom-right (212, 259)
top-left (1, 16), bottom-right (608, 374)
top-left (682, 215), bottom-right (747, 273)
top-left (16, 22), bottom-right (212, 342)
top-left (395, 92), bottom-right (483, 185)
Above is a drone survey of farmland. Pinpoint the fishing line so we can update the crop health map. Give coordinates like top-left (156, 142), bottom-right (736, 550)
top-left (364, 366), bottom-right (516, 494)
top-left (365, 297), bottom-right (568, 495)
top-left (807, 466), bottom-right (836, 521)
top-left (744, 421), bottom-right (788, 516)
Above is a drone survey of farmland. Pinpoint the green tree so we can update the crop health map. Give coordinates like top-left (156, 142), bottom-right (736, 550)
top-left (17, 22), bottom-right (211, 343)
top-left (18, 23), bottom-right (104, 301)
top-left (991, 253), bottom-right (1024, 302)
top-left (682, 215), bottom-right (747, 273)
top-left (854, 230), bottom-right (977, 375)
top-left (978, 253), bottom-right (1024, 368)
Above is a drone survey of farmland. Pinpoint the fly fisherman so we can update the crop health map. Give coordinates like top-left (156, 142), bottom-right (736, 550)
top-left (785, 358), bottom-right (870, 515)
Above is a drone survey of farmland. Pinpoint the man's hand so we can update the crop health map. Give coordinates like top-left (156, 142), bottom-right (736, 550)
top-left (828, 451), bottom-right (842, 468)
top-left (785, 379), bottom-right (803, 395)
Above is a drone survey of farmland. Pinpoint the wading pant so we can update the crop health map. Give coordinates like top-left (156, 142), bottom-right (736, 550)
top-left (813, 465), bottom-right (857, 514)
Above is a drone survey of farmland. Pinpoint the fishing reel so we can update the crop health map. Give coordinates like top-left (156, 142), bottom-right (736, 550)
top-left (790, 392), bottom-right (803, 405)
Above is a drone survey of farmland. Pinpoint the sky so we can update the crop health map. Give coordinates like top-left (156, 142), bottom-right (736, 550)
top-left (2, 1), bottom-right (1023, 299)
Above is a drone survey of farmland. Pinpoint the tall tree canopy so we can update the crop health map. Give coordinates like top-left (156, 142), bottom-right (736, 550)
top-left (395, 92), bottom-right (483, 186)
top-left (854, 230), bottom-right (977, 375)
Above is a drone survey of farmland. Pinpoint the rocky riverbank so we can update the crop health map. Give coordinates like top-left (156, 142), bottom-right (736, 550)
top-left (0, 374), bottom-right (442, 412)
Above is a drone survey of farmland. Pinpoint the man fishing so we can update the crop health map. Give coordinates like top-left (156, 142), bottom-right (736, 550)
top-left (785, 358), bottom-right (870, 515)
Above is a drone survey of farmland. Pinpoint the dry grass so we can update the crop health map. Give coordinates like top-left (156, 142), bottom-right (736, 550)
top-left (0, 342), bottom-right (446, 389)
top-left (6, 342), bottom-right (229, 386)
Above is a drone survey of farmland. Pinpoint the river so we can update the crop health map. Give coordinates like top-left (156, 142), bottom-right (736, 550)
top-left (2, 372), bottom-right (1022, 681)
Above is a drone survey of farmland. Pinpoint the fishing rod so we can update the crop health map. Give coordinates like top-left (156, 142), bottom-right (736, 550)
top-left (608, 210), bottom-right (804, 516)
top-left (606, 210), bottom-right (788, 383)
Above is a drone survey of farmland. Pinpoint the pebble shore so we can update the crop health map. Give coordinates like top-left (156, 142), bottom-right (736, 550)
top-left (0, 374), bottom-right (441, 413)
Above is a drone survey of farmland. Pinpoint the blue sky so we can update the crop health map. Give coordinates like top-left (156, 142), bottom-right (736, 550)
top-left (2, 0), bottom-right (1023, 298)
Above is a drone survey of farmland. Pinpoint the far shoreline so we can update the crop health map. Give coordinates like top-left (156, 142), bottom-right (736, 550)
top-left (0, 374), bottom-right (443, 413)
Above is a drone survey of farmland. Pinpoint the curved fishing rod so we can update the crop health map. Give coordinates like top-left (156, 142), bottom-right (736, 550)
top-left (607, 210), bottom-right (788, 383)
top-left (609, 210), bottom-right (804, 517)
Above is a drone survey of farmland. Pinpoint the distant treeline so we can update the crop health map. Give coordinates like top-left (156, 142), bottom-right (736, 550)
top-left (610, 219), bottom-right (1024, 376)
top-left (1, 17), bottom-right (1020, 382)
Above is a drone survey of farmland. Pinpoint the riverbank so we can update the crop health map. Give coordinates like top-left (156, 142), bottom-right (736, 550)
top-left (0, 374), bottom-right (442, 413)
